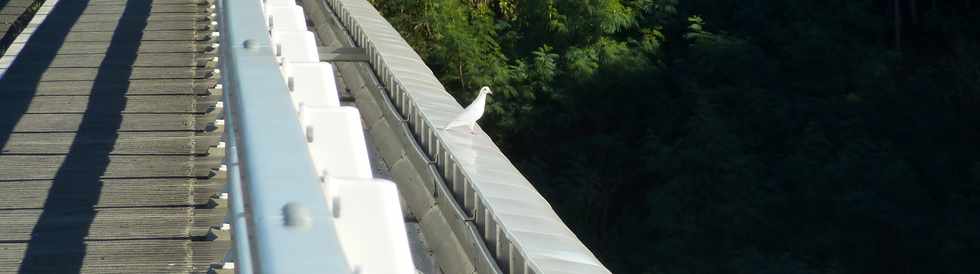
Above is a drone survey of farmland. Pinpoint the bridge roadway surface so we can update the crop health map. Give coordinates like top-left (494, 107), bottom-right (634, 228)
top-left (0, 0), bottom-right (228, 272)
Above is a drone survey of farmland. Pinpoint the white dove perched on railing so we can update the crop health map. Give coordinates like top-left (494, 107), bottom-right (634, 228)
top-left (444, 86), bottom-right (492, 134)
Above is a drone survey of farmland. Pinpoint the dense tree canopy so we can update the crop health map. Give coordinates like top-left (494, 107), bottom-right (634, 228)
top-left (368, 0), bottom-right (980, 273)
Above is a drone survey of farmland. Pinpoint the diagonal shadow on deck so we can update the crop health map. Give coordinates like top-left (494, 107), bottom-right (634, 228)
top-left (1, 0), bottom-right (45, 54)
top-left (0, 0), bottom-right (150, 272)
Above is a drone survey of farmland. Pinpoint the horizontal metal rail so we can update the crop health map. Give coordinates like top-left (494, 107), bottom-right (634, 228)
top-left (217, 0), bottom-right (351, 272)
top-left (221, 94), bottom-right (254, 274)
top-left (321, 0), bottom-right (612, 273)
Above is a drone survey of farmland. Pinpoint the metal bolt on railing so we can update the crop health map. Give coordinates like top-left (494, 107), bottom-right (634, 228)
top-left (331, 197), bottom-right (341, 218)
top-left (282, 202), bottom-right (313, 229)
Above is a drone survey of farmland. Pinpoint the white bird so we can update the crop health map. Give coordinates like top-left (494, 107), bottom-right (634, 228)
top-left (444, 86), bottom-right (492, 134)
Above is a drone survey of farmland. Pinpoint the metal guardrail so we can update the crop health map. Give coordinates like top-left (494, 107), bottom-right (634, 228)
top-left (216, 0), bottom-right (352, 272)
top-left (322, 0), bottom-right (613, 273)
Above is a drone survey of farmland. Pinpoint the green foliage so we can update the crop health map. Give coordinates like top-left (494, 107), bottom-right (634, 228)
top-left (370, 0), bottom-right (980, 273)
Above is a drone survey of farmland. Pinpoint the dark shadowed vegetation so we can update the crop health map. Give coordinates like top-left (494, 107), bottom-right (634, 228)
top-left (368, 0), bottom-right (980, 273)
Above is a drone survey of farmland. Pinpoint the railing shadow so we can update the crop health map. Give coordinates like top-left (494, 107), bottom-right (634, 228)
top-left (1, 0), bottom-right (45, 54)
top-left (0, 0), bottom-right (150, 272)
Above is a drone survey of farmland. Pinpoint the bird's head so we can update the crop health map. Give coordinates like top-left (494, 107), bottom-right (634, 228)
top-left (480, 86), bottom-right (493, 95)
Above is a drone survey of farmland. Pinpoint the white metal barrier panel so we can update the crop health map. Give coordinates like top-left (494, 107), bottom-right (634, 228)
top-left (325, 178), bottom-right (417, 274)
top-left (301, 107), bottom-right (374, 179)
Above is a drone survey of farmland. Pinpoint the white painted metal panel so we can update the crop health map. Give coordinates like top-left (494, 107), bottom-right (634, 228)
top-left (266, 5), bottom-right (307, 31)
top-left (263, 0), bottom-right (296, 8)
top-left (282, 62), bottom-right (341, 109)
top-left (323, 178), bottom-right (417, 274)
top-left (301, 106), bottom-right (373, 179)
top-left (270, 31), bottom-right (319, 63)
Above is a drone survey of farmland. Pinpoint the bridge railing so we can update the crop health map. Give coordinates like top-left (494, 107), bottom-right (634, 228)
top-left (320, 0), bottom-right (613, 273)
top-left (218, 0), bottom-right (419, 272)
top-left (216, 0), bottom-right (353, 272)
